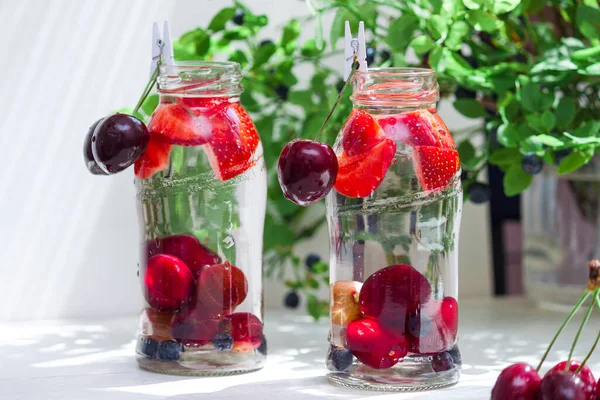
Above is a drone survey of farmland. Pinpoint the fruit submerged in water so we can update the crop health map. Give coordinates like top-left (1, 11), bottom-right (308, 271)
top-left (143, 254), bottom-right (195, 312)
top-left (196, 262), bottom-right (248, 311)
top-left (346, 317), bottom-right (408, 369)
top-left (330, 281), bottom-right (361, 326)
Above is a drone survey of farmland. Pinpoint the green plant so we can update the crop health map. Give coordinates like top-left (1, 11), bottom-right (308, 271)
top-left (137, 0), bottom-right (600, 319)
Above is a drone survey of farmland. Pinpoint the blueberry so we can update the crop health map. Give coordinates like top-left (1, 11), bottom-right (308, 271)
top-left (275, 85), bottom-right (289, 100)
top-left (448, 345), bottom-right (462, 366)
top-left (336, 79), bottom-right (345, 93)
top-left (232, 10), bottom-right (245, 26)
top-left (257, 334), bottom-right (267, 355)
top-left (260, 39), bottom-right (274, 47)
top-left (408, 313), bottom-right (433, 338)
top-left (380, 49), bottom-right (391, 63)
top-left (468, 182), bottom-right (490, 204)
top-left (284, 291), bottom-right (300, 309)
top-left (331, 348), bottom-right (353, 371)
top-left (554, 149), bottom-right (571, 166)
top-left (522, 153), bottom-right (543, 175)
top-left (212, 333), bottom-right (233, 351)
top-left (305, 253), bottom-right (321, 270)
top-left (157, 340), bottom-right (181, 361)
top-left (432, 352), bottom-right (454, 373)
top-left (138, 337), bottom-right (158, 359)
top-left (365, 47), bottom-right (375, 65)
top-left (455, 87), bottom-right (476, 100)
top-left (460, 170), bottom-right (470, 182)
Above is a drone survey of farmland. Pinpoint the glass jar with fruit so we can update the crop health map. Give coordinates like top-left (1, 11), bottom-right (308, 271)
top-left (134, 61), bottom-right (267, 375)
top-left (324, 68), bottom-right (462, 390)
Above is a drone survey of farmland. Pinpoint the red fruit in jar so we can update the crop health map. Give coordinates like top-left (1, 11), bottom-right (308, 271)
top-left (346, 317), bottom-right (408, 369)
top-left (230, 103), bottom-right (259, 154)
top-left (359, 264), bottom-right (431, 331)
top-left (143, 254), bottom-right (195, 312)
top-left (134, 135), bottom-right (172, 179)
top-left (204, 107), bottom-right (255, 181)
top-left (197, 262), bottom-right (248, 311)
top-left (431, 112), bottom-right (456, 149)
top-left (172, 306), bottom-right (221, 347)
top-left (377, 111), bottom-right (439, 148)
top-left (219, 312), bottom-right (263, 352)
top-left (491, 363), bottom-right (541, 400)
top-left (179, 96), bottom-right (228, 109)
top-left (146, 234), bottom-right (221, 279)
top-left (413, 146), bottom-right (460, 191)
top-left (539, 371), bottom-right (587, 400)
top-left (334, 139), bottom-right (396, 198)
top-left (148, 103), bottom-right (213, 145)
top-left (408, 297), bottom-right (458, 354)
top-left (139, 307), bottom-right (175, 341)
top-left (341, 109), bottom-right (387, 156)
top-left (546, 361), bottom-right (596, 400)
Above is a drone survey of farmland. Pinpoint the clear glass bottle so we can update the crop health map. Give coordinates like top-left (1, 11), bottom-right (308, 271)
top-left (325, 68), bottom-right (462, 390)
top-left (134, 62), bottom-right (267, 375)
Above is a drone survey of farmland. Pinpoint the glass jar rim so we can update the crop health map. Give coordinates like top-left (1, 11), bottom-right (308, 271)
top-left (357, 67), bottom-right (436, 77)
top-left (158, 61), bottom-right (243, 97)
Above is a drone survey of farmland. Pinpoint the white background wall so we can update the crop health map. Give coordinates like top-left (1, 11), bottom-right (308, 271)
top-left (0, 0), bottom-right (491, 321)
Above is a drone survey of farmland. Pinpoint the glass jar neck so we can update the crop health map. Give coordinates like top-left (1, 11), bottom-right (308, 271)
top-left (351, 68), bottom-right (439, 111)
top-left (157, 61), bottom-right (243, 99)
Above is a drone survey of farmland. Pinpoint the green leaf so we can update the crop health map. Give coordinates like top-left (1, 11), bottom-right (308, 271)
top-left (443, 0), bottom-right (463, 15)
top-left (428, 46), bottom-right (444, 71)
top-left (534, 134), bottom-right (563, 147)
top-left (252, 43), bottom-right (276, 68)
top-left (497, 123), bottom-right (520, 147)
top-left (445, 21), bottom-right (470, 51)
top-left (229, 49), bottom-right (249, 68)
top-left (489, 147), bottom-right (522, 166)
top-left (557, 148), bottom-right (595, 174)
top-left (409, 36), bottom-right (435, 55)
top-left (531, 58), bottom-right (578, 74)
top-left (562, 132), bottom-right (600, 146)
top-left (517, 79), bottom-right (555, 112)
top-left (555, 98), bottom-right (576, 129)
top-left (583, 62), bottom-right (600, 75)
top-left (330, 8), bottom-right (358, 50)
top-left (458, 140), bottom-right (476, 165)
top-left (311, 261), bottom-right (328, 274)
top-left (576, 5), bottom-right (600, 41)
top-left (208, 7), bottom-right (236, 32)
top-left (301, 38), bottom-right (322, 57)
top-left (284, 280), bottom-right (303, 290)
top-left (540, 110), bottom-right (556, 131)
top-left (263, 213), bottom-right (295, 253)
top-left (176, 28), bottom-right (211, 58)
top-left (427, 15), bottom-right (448, 40)
top-left (386, 14), bottom-right (419, 51)
top-left (503, 164), bottom-right (533, 196)
top-left (453, 98), bottom-right (487, 118)
top-left (466, 10), bottom-right (503, 32)
top-left (288, 90), bottom-right (314, 112)
top-left (141, 94), bottom-right (159, 117)
top-left (306, 293), bottom-right (323, 320)
top-left (485, 0), bottom-right (520, 14)
top-left (463, 0), bottom-right (484, 10)
top-left (281, 19), bottom-right (300, 47)
top-left (571, 121), bottom-right (600, 138)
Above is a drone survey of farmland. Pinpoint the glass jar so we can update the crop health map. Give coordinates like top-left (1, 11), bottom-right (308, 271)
top-left (325, 68), bottom-right (462, 390)
top-left (134, 62), bottom-right (267, 375)
top-left (523, 158), bottom-right (600, 309)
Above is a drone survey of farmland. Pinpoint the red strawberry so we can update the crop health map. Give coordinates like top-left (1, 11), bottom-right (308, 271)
top-left (148, 103), bottom-right (214, 145)
top-left (219, 312), bottom-right (263, 352)
top-left (197, 262), bottom-right (248, 312)
top-left (334, 139), bottom-right (396, 198)
top-left (408, 297), bottom-right (458, 354)
top-left (230, 103), bottom-right (259, 154)
top-left (172, 305), bottom-right (221, 347)
top-left (204, 108), bottom-right (255, 181)
top-left (179, 96), bottom-right (228, 109)
top-left (346, 317), bottom-right (408, 369)
top-left (143, 254), bottom-right (195, 312)
top-left (134, 135), bottom-right (172, 179)
top-left (413, 146), bottom-right (460, 191)
top-left (341, 109), bottom-right (386, 156)
top-left (377, 112), bottom-right (439, 148)
top-left (431, 112), bottom-right (456, 149)
top-left (145, 234), bottom-right (221, 279)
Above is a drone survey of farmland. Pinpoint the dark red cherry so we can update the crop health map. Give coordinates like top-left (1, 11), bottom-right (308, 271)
top-left (546, 361), bottom-right (596, 400)
top-left (277, 139), bottom-right (338, 206)
top-left (83, 118), bottom-right (108, 175)
top-left (539, 371), bottom-right (587, 400)
top-left (491, 363), bottom-right (541, 400)
top-left (92, 113), bottom-right (149, 174)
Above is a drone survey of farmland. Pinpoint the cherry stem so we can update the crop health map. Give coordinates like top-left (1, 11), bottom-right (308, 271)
top-left (576, 291), bottom-right (600, 373)
top-left (132, 63), bottom-right (160, 116)
top-left (566, 288), bottom-right (597, 370)
top-left (536, 290), bottom-right (591, 372)
top-left (314, 60), bottom-right (360, 142)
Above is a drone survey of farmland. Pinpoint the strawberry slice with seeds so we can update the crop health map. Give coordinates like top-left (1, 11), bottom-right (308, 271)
top-left (334, 138), bottom-right (396, 198)
top-left (229, 103), bottom-right (259, 154)
top-left (134, 135), bottom-right (172, 179)
top-left (413, 146), bottom-right (460, 191)
top-left (377, 111), bottom-right (438, 148)
top-left (148, 103), bottom-right (213, 145)
top-left (341, 109), bottom-right (386, 156)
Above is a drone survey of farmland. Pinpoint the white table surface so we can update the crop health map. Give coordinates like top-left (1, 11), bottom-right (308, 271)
top-left (1, 297), bottom-right (600, 400)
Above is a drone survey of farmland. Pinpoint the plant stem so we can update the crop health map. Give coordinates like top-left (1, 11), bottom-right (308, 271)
top-left (576, 292), bottom-right (600, 373)
top-left (536, 290), bottom-right (591, 372)
top-left (133, 64), bottom-right (160, 116)
top-left (566, 289), bottom-right (597, 370)
top-left (314, 60), bottom-right (358, 142)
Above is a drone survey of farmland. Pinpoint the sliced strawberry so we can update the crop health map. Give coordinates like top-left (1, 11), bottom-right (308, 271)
top-left (179, 96), bottom-right (228, 109)
top-left (413, 146), bottom-right (460, 191)
top-left (341, 109), bottom-right (386, 156)
top-left (134, 135), bottom-right (172, 179)
top-left (430, 113), bottom-right (456, 149)
top-left (230, 103), bottom-right (259, 154)
top-left (377, 112), bottom-right (438, 148)
top-left (334, 139), bottom-right (396, 198)
top-left (204, 108), bottom-right (254, 181)
top-left (148, 103), bottom-right (213, 145)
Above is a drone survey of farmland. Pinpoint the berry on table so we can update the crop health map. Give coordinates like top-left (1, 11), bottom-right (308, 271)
top-left (539, 371), bottom-right (587, 400)
top-left (432, 352), bottom-right (454, 373)
top-left (346, 317), bottom-right (408, 369)
top-left (143, 254), bottom-right (195, 312)
top-left (91, 113), bottom-right (149, 174)
top-left (284, 291), bottom-right (300, 309)
top-left (212, 333), bottom-right (234, 351)
top-left (331, 347), bottom-right (353, 371)
top-left (305, 253), bottom-right (321, 270)
top-left (157, 340), bottom-right (182, 361)
top-left (138, 337), bottom-right (158, 358)
top-left (232, 9), bottom-right (245, 25)
top-left (545, 361), bottom-right (596, 400)
top-left (275, 84), bottom-right (289, 100)
top-left (365, 47), bottom-right (375, 65)
top-left (491, 363), bottom-right (541, 400)
top-left (83, 118), bottom-right (108, 175)
top-left (277, 139), bottom-right (338, 206)
top-left (522, 153), bottom-right (543, 175)
top-left (468, 182), bottom-right (490, 204)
